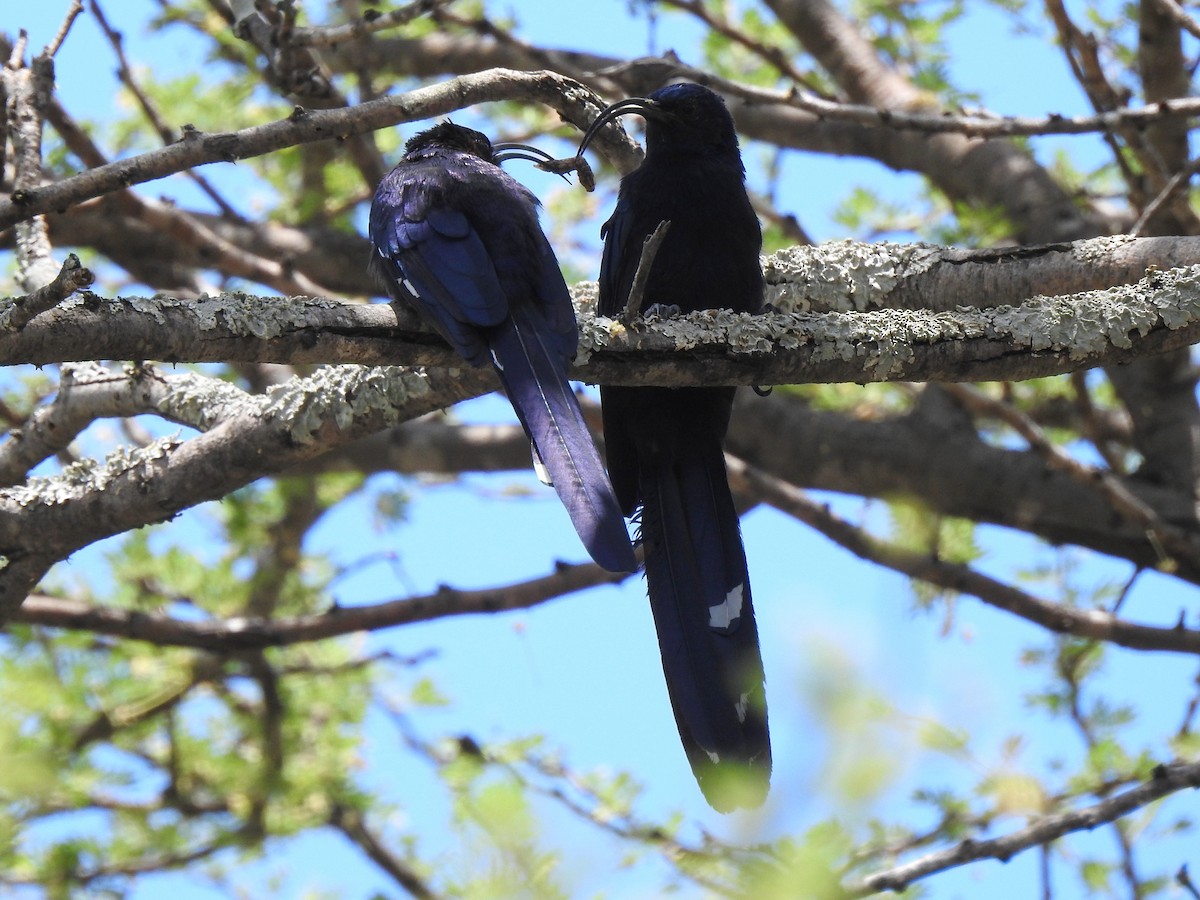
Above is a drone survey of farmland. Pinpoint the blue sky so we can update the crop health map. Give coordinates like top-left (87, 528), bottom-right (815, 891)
top-left (5, 1), bottom-right (1197, 898)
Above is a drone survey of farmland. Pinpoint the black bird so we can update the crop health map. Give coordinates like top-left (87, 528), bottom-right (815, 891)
top-left (579, 84), bottom-right (770, 810)
top-left (370, 122), bottom-right (636, 574)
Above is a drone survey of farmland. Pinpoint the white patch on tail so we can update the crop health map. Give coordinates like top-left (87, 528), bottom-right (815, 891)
top-left (735, 691), bottom-right (750, 724)
top-left (708, 582), bottom-right (744, 630)
top-left (531, 442), bottom-right (553, 486)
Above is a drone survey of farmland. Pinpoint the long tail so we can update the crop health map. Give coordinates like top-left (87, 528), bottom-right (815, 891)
top-left (489, 313), bottom-right (636, 574)
top-left (639, 442), bottom-right (771, 811)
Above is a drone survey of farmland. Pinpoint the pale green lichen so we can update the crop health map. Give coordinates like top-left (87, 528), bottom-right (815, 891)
top-left (1072, 234), bottom-right (1139, 264)
top-left (762, 240), bottom-right (939, 313)
top-left (189, 292), bottom-right (346, 339)
top-left (576, 314), bottom-right (619, 364)
top-left (993, 264), bottom-right (1200, 360)
top-left (8, 436), bottom-right (179, 507)
top-left (263, 364), bottom-right (434, 445)
top-left (157, 370), bottom-right (255, 430)
top-left (569, 261), bottom-right (1200, 382)
top-left (67, 292), bottom-right (349, 339)
top-left (571, 282), bottom-right (600, 317)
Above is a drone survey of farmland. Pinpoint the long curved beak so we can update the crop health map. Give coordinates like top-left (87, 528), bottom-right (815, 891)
top-left (492, 141), bottom-right (555, 165)
top-left (492, 141), bottom-right (572, 182)
top-left (576, 97), bottom-right (668, 157)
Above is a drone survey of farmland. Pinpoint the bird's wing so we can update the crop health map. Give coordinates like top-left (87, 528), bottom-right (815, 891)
top-left (597, 197), bottom-right (636, 319)
top-left (370, 170), bottom-right (508, 364)
top-left (529, 228), bottom-right (580, 358)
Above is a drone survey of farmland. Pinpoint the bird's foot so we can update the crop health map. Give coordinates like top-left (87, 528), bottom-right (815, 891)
top-left (643, 302), bottom-right (682, 319)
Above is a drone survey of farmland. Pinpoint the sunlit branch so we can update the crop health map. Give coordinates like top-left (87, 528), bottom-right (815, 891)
top-left (0, 69), bottom-right (614, 232)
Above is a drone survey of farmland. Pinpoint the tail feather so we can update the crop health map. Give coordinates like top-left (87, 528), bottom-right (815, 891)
top-left (639, 444), bottom-right (770, 811)
top-left (489, 312), bottom-right (636, 574)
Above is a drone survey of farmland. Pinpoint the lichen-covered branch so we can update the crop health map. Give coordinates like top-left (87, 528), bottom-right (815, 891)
top-left (3, 244), bottom-right (1200, 386)
top-left (0, 364), bottom-right (492, 619)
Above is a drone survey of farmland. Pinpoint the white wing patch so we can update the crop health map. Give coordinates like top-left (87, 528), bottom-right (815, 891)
top-left (401, 276), bottom-right (420, 298)
top-left (708, 582), bottom-right (744, 630)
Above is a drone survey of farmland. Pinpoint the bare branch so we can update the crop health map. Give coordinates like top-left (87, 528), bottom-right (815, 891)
top-left (1147, 0), bottom-right (1200, 43)
top-left (725, 455), bottom-right (1200, 655)
top-left (290, 0), bottom-right (453, 48)
top-left (1131, 156), bottom-right (1200, 236)
top-left (849, 761), bottom-right (1200, 895)
top-left (942, 383), bottom-right (1200, 570)
top-left (12, 560), bottom-right (633, 649)
top-left (2, 40), bottom-right (58, 290)
top-left (43, 0), bottom-right (85, 58)
top-left (330, 804), bottom-right (440, 899)
top-left (90, 0), bottom-right (242, 218)
top-left (1179, 864), bottom-right (1200, 900)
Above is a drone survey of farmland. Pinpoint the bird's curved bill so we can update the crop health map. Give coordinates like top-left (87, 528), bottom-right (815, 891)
top-left (492, 142), bottom-right (573, 183)
top-left (576, 97), bottom-right (666, 157)
top-left (492, 141), bottom-right (555, 165)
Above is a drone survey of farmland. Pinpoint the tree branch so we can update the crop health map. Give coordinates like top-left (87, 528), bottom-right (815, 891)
top-left (5, 244), bottom-right (1200, 386)
top-left (0, 252), bottom-right (92, 331)
top-left (11, 560), bottom-right (632, 650)
top-left (725, 456), bottom-right (1200, 655)
top-left (330, 804), bottom-right (440, 899)
top-left (848, 761), bottom-right (1200, 895)
top-left (0, 68), bottom-right (616, 232)
top-left (0, 365), bottom-right (493, 619)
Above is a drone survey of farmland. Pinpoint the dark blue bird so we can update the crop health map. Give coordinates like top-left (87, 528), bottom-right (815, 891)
top-left (580, 84), bottom-right (771, 810)
top-left (369, 122), bottom-right (636, 574)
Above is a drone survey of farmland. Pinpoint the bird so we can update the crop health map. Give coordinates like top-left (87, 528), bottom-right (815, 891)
top-left (369, 121), bottom-right (636, 575)
top-left (578, 83), bottom-right (771, 810)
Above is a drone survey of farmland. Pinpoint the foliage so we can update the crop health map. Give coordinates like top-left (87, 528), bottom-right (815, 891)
top-left (2, 0), bottom-right (1199, 897)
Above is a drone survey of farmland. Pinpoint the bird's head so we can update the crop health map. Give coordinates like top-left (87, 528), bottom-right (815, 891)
top-left (577, 82), bottom-right (740, 160)
top-left (403, 121), bottom-right (563, 171)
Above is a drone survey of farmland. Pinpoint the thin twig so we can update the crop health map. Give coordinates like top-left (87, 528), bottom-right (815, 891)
top-left (290, 0), bottom-right (452, 47)
top-left (43, 0), bottom-right (86, 58)
top-left (942, 384), bottom-right (1200, 572)
top-left (1130, 155), bottom-right (1200, 236)
top-left (621, 219), bottom-right (671, 323)
top-left (330, 805), bottom-right (440, 899)
top-left (1179, 864), bottom-right (1200, 900)
top-left (90, 0), bottom-right (241, 218)
top-left (658, 0), bottom-right (826, 94)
